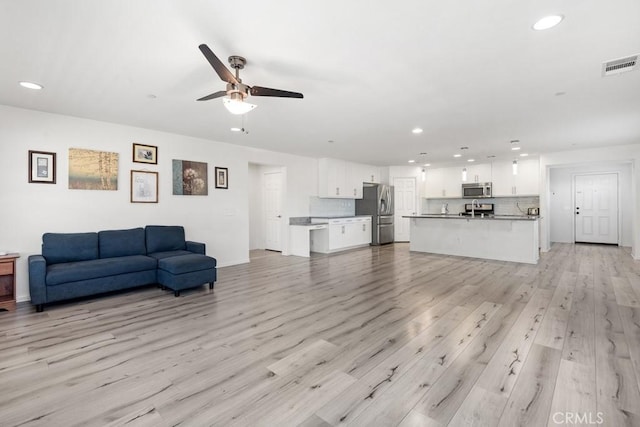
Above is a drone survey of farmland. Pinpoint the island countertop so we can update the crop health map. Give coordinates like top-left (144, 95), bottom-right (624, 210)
top-left (404, 214), bottom-right (539, 221)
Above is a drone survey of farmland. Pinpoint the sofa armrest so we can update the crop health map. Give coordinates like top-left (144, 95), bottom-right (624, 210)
top-left (28, 255), bottom-right (47, 305)
top-left (186, 241), bottom-right (206, 255)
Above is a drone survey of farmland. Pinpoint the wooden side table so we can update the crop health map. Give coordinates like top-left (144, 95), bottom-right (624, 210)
top-left (0, 253), bottom-right (20, 311)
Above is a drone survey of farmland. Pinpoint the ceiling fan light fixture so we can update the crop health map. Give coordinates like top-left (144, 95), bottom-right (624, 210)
top-left (222, 97), bottom-right (257, 115)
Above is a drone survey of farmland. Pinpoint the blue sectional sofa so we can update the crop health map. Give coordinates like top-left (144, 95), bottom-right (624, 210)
top-left (28, 226), bottom-right (217, 312)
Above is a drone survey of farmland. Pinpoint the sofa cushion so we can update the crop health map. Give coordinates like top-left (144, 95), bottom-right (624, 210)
top-left (99, 228), bottom-right (146, 258)
top-left (147, 250), bottom-right (193, 260)
top-left (157, 254), bottom-right (217, 275)
top-left (146, 226), bottom-right (186, 254)
top-left (46, 255), bottom-right (157, 286)
top-left (43, 232), bottom-right (99, 265)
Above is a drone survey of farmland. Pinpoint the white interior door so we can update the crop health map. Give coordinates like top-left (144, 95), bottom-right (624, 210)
top-left (394, 177), bottom-right (417, 242)
top-left (264, 171), bottom-right (283, 251)
top-left (575, 173), bottom-right (618, 244)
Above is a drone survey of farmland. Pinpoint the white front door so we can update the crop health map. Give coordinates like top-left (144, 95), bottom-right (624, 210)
top-left (394, 177), bottom-right (417, 242)
top-left (575, 173), bottom-right (618, 244)
top-left (264, 171), bottom-right (283, 251)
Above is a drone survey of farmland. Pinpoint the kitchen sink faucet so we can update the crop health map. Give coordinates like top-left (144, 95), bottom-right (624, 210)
top-left (471, 199), bottom-right (481, 218)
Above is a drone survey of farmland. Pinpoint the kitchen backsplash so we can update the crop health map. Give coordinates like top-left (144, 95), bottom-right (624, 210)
top-left (309, 197), bottom-right (356, 217)
top-left (422, 196), bottom-right (539, 216)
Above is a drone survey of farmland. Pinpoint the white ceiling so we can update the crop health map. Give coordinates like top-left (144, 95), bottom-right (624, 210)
top-left (1, 1), bottom-right (639, 167)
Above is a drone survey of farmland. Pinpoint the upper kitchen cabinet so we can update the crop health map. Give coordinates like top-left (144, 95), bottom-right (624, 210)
top-left (463, 163), bottom-right (492, 184)
top-left (361, 164), bottom-right (379, 184)
top-left (492, 158), bottom-right (539, 196)
top-left (318, 158), bottom-right (379, 198)
top-left (424, 167), bottom-right (462, 198)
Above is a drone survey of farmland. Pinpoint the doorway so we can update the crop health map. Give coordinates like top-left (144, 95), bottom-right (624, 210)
top-left (264, 171), bottom-right (283, 251)
top-left (574, 173), bottom-right (619, 244)
top-left (393, 177), bottom-right (417, 242)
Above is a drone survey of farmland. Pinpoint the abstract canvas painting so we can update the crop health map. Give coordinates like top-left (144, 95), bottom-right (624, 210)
top-left (69, 148), bottom-right (119, 190)
top-left (172, 159), bottom-right (208, 195)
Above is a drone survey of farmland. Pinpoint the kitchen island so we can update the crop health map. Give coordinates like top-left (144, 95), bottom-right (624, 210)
top-left (404, 214), bottom-right (539, 264)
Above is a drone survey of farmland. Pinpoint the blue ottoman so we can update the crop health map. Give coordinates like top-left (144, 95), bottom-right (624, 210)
top-left (156, 254), bottom-right (217, 296)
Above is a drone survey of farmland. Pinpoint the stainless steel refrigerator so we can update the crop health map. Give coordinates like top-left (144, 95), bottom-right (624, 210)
top-left (355, 183), bottom-right (394, 245)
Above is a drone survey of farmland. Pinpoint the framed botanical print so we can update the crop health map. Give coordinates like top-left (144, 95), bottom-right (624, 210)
top-left (28, 150), bottom-right (56, 184)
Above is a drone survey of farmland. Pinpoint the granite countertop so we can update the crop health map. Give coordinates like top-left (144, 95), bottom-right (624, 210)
top-left (405, 214), bottom-right (540, 221)
top-left (290, 215), bottom-right (371, 226)
top-left (290, 221), bottom-right (328, 226)
top-left (309, 215), bottom-right (372, 219)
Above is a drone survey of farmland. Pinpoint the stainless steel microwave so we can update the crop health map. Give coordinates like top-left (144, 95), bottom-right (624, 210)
top-left (462, 182), bottom-right (492, 198)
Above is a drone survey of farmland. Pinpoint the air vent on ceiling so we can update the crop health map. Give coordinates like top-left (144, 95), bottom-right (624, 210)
top-left (602, 54), bottom-right (638, 76)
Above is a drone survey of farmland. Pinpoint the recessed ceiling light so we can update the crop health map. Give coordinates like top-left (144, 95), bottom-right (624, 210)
top-left (460, 146), bottom-right (469, 150)
top-left (19, 81), bottom-right (43, 90)
top-left (424, 163), bottom-right (431, 167)
top-left (487, 155), bottom-right (496, 158)
top-left (533, 15), bottom-right (564, 31)
top-left (230, 127), bottom-right (241, 132)
top-left (520, 153), bottom-right (529, 157)
top-left (419, 152), bottom-right (427, 155)
top-left (412, 128), bottom-right (423, 134)
top-left (453, 154), bottom-right (462, 158)
top-left (511, 147), bottom-right (521, 151)
top-left (468, 159), bottom-right (475, 162)
top-left (408, 160), bottom-right (416, 163)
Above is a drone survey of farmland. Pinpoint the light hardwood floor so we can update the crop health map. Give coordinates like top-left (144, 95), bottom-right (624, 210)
top-left (1, 243), bottom-right (640, 426)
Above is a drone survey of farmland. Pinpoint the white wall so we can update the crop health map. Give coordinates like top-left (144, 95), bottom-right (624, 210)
top-left (0, 105), bottom-right (318, 301)
top-left (549, 163), bottom-right (632, 246)
top-left (539, 144), bottom-right (640, 258)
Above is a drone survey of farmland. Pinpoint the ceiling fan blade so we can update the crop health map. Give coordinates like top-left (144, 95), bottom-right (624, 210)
top-left (250, 86), bottom-right (304, 98)
top-left (198, 44), bottom-right (238, 85)
top-left (197, 90), bottom-right (227, 101)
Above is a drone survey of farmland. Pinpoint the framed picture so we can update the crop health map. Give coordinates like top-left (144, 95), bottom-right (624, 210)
top-left (132, 143), bottom-right (158, 164)
top-left (130, 170), bottom-right (158, 203)
top-left (28, 150), bottom-right (56, 184)
top-left (69, 148), bottom-right (118, 190)
top-left (172, 160), bottom-right (208, 195)
top-left (215, 167), bottom-right (228, 189)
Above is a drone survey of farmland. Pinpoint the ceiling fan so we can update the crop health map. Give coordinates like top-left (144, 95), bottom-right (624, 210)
top-left (197, 44), bottom-right (303, 114)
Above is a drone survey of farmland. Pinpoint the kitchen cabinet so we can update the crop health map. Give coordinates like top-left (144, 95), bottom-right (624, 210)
top-left (464, 163), bottom-right (492, 184)
top-left (425, 167), bottom-right (462, 198)
top-left (360, 164), bottom-right (379, 184)
top-left (424, 159), bottom-right (539, 199)
top-left (310, 217), bottom-right (371, 253)
top-left (289, 224), bottom-right (328, 257)
top-left (492, 159), bottom-right (539, 196)
top-left (318, 158), bottom-right (379, 199)
top-left (319, 158), bottom-right (346, 198)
